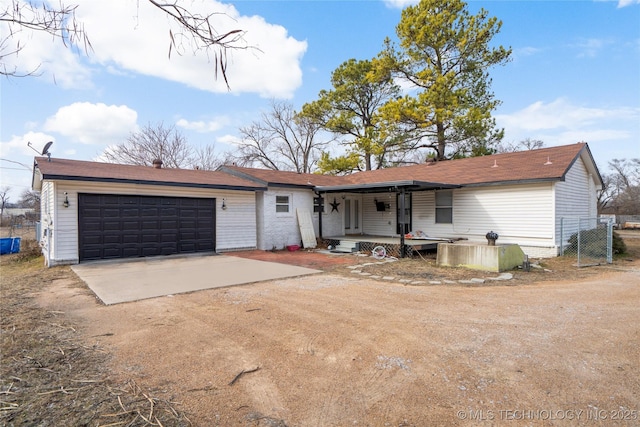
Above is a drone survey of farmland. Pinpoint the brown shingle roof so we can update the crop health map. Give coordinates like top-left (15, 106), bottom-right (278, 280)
top-left (34, 157), bottom-right (265, 191)
top-left (343, 143), bottom-right (591, 187)
top-left (219, 165), bottom-right (346, 187)
top-left (34, 143), bottom-right (601, 193)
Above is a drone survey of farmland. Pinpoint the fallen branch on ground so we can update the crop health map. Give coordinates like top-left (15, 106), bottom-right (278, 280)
top-left (228, 366), bottom-right (260, 386)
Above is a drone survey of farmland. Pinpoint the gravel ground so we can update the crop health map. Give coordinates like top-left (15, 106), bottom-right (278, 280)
top-left (2, 231), bottom-right (639, 426)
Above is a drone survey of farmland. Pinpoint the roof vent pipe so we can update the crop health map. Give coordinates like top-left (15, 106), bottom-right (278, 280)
top-left (152, 159), bottom-right (163, 169)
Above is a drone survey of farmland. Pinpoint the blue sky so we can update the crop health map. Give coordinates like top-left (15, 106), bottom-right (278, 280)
top-left (1, 0), bottom-right (639, 201)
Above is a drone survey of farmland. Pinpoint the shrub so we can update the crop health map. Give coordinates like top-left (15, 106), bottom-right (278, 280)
top-left (612, 231), bottom-right (628, 255)
top-left (14, 238), bottom-right (43, 262)
top-left (565, 228), bottom-right (627, 257)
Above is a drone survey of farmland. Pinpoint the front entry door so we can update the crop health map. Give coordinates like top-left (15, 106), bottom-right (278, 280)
top-left (344, 198), bottom-right (361, 234)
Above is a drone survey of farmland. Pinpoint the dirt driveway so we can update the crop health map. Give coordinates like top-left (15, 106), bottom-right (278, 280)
top-left (35, 251), bottom-right (640, 426)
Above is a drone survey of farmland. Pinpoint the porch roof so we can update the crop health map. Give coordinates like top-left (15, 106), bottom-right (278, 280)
top-left (314, 180), bottom-right (460, 193)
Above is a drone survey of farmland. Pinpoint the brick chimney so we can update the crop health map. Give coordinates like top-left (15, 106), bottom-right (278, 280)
top-left (152, 159), bottom-right (163, 169)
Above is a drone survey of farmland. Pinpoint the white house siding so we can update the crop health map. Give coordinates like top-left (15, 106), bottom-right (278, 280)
top-left (319, 194), bottom-right (345, 237)
top-left (362, 193), bottom-right (397, 236)
top-left (411, 184), bottom-right (557, 257)
top-left (41, 180), bottom-right (257, 266)
top-left (39, 181), bottom-right (56, 266)
top-left (554, 157), bottom-right (598, 249)
top-left (215, 190), bottom-right (257, 253)
top-left (255, 191), bottom-right (266, 250)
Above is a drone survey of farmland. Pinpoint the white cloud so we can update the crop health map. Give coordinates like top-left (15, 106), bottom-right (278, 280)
top-left (617, 0), bottom-right (640, 7)
top-left (71, 0), bottom-right (307, 98)
top-left (43, 102), bottom-right (138, 145)
top-left (383, 0), bottom-right (418, 9)
top-left (495, 98), bottom-right (640, 167)
top-left (572, 37), bottom-right (614, 58)
top-left (176, 117), bottom-right (230, 133)
top-left (496, 98), bottom-right (637, 133)
top-left (512, 46), bottom-right (543, 61)
top-left (0, 132), bottom-right (57, 157)
top-left (217, 133), bottom-right (242, 146)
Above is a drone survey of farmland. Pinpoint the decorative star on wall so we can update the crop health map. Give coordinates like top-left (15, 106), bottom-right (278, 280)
top-left (330, 197), bottom-right (341, 212)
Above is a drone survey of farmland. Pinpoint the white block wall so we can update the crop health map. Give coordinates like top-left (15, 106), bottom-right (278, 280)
top-left (256, 188), bottom-right (345, 250)
top-left (258, 188), bottom-right (312, 250)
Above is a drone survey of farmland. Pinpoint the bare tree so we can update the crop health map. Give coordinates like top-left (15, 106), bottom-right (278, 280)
top-left (605, 158), bottom-right (640, 215)
top-left (1, 1), bottom-right (90, 77)
top-left (19, 189), bottom-right (40, 223)
top-left (497, 138), bottom-right (545, 153)
top-left (18, 189), bottom-right (40, 211)
top-left (1, 0), bottom-right (247, 84)
top-left (191, 143), bottom-right (223, 171)
top-left (597, 172), bottom-right (614, 213)
top-left (102, 122), bottom-right (192, 168)
top-left (102, 122), bottom-right (221, 170)
top-left (0, 186), bottom-right (10, 219)
top-left (234, 100), bottom-right (330, 173)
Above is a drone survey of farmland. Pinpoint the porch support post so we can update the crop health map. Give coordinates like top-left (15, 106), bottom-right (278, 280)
top-left (315, 191), bottom-right (323, 238)
top-left (399, 187), bottom-right (406, 258)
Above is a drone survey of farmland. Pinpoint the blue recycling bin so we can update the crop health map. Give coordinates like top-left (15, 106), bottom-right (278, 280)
top-left (0, 237), bottom-right (21, 255)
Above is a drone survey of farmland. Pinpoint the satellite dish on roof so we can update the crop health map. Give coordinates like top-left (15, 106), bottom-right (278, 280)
top-left (27, 141), bottom-right (53, 161)
top-left (42, 141), bottom-right (53, 155)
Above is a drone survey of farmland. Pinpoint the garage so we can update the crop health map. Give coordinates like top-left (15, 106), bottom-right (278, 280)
top-left (78, 194), bottom-right (215, 261)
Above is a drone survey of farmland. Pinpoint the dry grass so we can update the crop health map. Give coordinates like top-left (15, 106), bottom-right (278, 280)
top-left (358, 230), bottom-right (640, 285)
top-left (0, 252), bottom-right (192, 427)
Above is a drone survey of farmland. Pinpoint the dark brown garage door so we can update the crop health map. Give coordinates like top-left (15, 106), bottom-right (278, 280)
top-left (78, 194), bottom-right (215, 261)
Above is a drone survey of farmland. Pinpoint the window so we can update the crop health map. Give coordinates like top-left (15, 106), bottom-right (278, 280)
top-left (275, 195), bottom-right (290, 213)
top-left (435, 190), bottom-right (453, 224)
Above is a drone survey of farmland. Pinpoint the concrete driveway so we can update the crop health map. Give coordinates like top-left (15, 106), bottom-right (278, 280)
top-left (71, 254), bottom-right (321, 305)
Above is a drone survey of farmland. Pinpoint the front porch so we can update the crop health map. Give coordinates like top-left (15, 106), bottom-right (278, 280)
top-left (322, 235), bottom-right (455, 258)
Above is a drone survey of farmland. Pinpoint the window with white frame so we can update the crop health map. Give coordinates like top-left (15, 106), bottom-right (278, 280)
top-left (275, 195), bottom-right (290, 213)
top-left (435, 190), bottom-right (453, 224)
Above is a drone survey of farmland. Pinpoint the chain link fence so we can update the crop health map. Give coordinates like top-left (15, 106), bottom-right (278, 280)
top-left (0, 213), bottom-right (39, 239)
top-left (560, 217), bottom-right (613, 267)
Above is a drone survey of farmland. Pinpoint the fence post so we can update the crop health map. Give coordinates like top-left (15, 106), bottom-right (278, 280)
top-left (560, 217), bottom-right (564, 256)
top-left (607, 218), bottom-right (613, 264)
top-left (577, 217), bottom-right (582, 267)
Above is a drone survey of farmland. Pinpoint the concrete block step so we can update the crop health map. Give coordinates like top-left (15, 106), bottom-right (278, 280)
top-left (331, 241), bottom-right (360, 253)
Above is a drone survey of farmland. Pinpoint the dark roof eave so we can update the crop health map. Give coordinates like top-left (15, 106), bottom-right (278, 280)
top-left (41, 175), bottom-right (266, 192)
top-left (315, 180), bottom-right (460, 193)
top-left (267, 182), bottom-right (316, 190)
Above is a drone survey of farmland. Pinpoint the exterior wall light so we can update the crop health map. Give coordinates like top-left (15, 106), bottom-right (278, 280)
top-left (63, 192), bottom-right (70, 208)
top-left (221, 199), bottom-right (227, 210)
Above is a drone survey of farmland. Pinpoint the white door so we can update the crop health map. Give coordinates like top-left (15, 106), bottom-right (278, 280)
top-left (343, 197), bottom-right (361, 235)
top-left (296, 208), bottom-right (317, 248)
